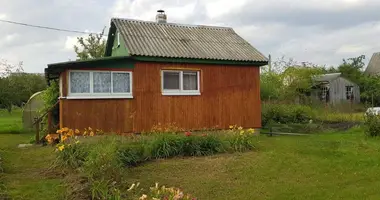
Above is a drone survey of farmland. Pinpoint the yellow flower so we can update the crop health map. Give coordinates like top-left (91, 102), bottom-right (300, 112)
top-left (240, 130), bottom-right (245, 135)
top-left (58, 145), bottom-right (65, 151)
top-left (45, 134), bottom-right (53, 144)
top-left (83, 131), bottom-right (87, 136)
top-left (62, 127), bottom-right (69, 132)
top-left (248, 128), bottom-right (255, 134)
top-left (67, 129), bottom-right (74, 137)
top-left (89, 131), bottom-right (94, 136)
top-left (75, 129), bottom-right (80, 134)
top-left (238, 126), bottom-right (243, 130)
top-left (88, 127), bottom-right (92, 131)
top-left (61, 135), bottom-right (68, 142)
top-left (229, 125), bottom-right (234, 129)
top-left (56, 129), bottom-right (62, 134)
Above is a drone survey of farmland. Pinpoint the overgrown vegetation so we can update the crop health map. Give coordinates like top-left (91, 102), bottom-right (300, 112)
top-left (261, 55), bottom-right (380, 106)
top-left (364, 113), bottom-right (380, 137)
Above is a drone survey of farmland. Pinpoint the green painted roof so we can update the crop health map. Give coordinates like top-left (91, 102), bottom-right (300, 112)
top-left (105, 18), bottom-right (268, 63)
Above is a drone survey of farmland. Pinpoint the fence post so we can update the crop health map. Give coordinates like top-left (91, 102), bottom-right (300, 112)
top-left (35, 119), bottom-right (40, 144)
top-left (48, 111), bottom-right (52, 134)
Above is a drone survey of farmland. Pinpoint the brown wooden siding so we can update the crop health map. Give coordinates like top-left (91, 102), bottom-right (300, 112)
top-left (60, 62), bottom-right (261, 133)
top-left (60, 99), bottom-right (134, 133)
top-left (133, 62), bottom-right (261, 132)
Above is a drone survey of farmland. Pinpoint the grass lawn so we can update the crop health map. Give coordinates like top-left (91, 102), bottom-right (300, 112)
top-left (0, 109), bottom-right (24, 134)
top-left (0, 133), bottom-right (64, 200)
top-left (2, 107), bottom-right (380, 199)
top-left (0, 108), bottom-right (64, 200)
top-left (126, 127), bottom-right (380, 200)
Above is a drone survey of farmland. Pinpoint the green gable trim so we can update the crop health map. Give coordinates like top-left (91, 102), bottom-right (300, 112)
top-left (133, 56), bottom-right (268, 66)
top-left (111, 31), bottom-right (129, 57)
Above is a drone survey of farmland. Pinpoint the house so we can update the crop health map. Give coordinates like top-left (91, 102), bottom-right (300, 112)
top-left (311, 73), bottom-right (360, 104)
top-left (45, 10), bottom-right (268, 133)
top-left (365, 52), bottom-right (380, 75)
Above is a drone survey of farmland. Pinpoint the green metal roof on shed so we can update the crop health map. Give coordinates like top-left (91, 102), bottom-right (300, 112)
top-left (105, 18), bottom-right (268, 62)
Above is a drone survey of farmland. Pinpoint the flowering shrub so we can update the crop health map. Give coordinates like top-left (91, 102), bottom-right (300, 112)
top-left (45, 127), bottom-right (103, 151)
top-left (149, 122), bottom-right (185, 134)
top-left (127, 182), bottom-right (196, 200)
top-left (227, 125), bottom-right (256, 152)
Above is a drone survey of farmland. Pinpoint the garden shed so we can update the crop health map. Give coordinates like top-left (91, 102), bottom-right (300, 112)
top-left (45, 10), bottom-right (268, 133)
top-left (311, 73), bottom-right (360, 105)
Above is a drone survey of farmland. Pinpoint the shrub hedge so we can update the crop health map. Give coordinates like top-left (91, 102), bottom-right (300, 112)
top-left (262, 103), bottom-right (364, 126)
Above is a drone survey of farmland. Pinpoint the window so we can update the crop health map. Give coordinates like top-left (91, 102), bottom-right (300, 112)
top-left (117, 32), bottom-right (120, 47)
top-left (320, 85), bottom-right (329, 102)
top-left (68, 70), bottom-right (132, 99)
top-left (161, 70), bottom-right (200, 95)
top-left (346, 86), bottom-right (354, 100)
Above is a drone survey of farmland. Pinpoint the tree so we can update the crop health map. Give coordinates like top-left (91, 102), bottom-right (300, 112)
top-left (74, 28), bottom-right (106, 60)
top-left (338, 55), bottom-right (365, 84)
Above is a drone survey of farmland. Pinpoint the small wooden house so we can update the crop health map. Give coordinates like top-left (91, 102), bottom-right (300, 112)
top-left (45, 11), bottom-right (268, 133)
top-left (311, 73), bottom-right (360, 104)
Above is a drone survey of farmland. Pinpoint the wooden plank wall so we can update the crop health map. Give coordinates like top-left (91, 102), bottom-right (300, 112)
top-left (133, 62), bottom-right (261, 132)
top-left (60, 63), bottom-right (261, 133)
top-left (61, 99), bottom-right (133, 133)
top-left (60, 69), bottom-right (134, 133)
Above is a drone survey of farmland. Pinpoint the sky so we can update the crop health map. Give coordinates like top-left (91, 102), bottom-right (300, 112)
top-left (1, 0), bottom-right (380, 73)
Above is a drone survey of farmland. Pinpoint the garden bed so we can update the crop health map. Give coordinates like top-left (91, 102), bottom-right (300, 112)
top-left (47, 126), bottom-right (258, 199)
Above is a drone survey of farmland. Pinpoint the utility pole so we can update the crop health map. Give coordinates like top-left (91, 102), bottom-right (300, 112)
top-left (268, 54), bottom-right (272, 73)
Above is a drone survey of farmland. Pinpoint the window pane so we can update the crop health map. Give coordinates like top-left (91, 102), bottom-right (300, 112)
top-left (70, 72), bottom-right (90, 93)
top-left (93, 72), bottom-right (111, 93)
top-left (113, 72), bottom-right (130, 93)
top-left (183, 72), bottom-right (198, 90)
top-left (163, 72), bottom-right (180, 90)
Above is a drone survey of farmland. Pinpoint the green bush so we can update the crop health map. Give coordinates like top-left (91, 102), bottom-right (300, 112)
top-left (179, 134), bottom-right (224, 156)
top-left (118, 144), bottom-right (147, 167)
top-left (262, 104), bottom-right (314, 126)
top-left (364, 113), bottom-right (380, 137)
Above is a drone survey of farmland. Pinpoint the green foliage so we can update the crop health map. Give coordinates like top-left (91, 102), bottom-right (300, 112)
top-left (118, 144), bottom-right (147, 167)
top-left (364, 113), bottom-right (380, 137)
top-left (56, 143), bottom-right (89, 169)
top-left (262, 104), bottom-right (315, 126)
top-left (226, 128), bottom-right (256, 152)
top-left (0, 59), bottom-right (46, 112)
top-left (41, 81), bottom-right (60, 131)
top-left (74, 29), bottom-right (106, 61)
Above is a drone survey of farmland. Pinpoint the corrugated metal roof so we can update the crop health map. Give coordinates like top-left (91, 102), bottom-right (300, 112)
top-left (365, 52), bottom-right (380, 75)
top-left (111, 18), bottom-right (268, 62)
top-left (313, 73), bottom-right (341, 82)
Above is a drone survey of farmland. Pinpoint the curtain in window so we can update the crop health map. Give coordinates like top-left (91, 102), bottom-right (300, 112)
top-left (183, 72), bottom-right (197, 90)
top-left (70, 72), bottom-right (90, 93)
top-left (113, 73), bottom-right (130, 93)
top-left (93, 72), bottom-right (111, 93)
top-left (163, 72), bottom-right (180, 89)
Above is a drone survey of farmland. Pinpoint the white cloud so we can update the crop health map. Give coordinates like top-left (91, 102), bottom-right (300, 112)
top-left (1, 0), bottom-right (380, 73)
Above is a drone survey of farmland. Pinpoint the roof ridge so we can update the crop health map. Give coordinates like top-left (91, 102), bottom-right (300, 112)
top-left (111, 17), bottom-right (233, 30)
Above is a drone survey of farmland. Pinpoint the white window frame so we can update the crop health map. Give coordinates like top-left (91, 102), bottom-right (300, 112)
top-left (67, 70), bottom-right (133, 99)
top-left (161, 70), bottom-right (200, 96)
